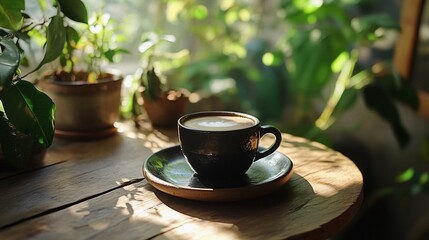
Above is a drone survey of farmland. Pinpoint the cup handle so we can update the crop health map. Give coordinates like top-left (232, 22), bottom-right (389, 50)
top-left (255, 125), bottom-right (282, 161)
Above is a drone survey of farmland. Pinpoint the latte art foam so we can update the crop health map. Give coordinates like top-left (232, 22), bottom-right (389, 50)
top-left (183, 116), bottom-right (255, 131)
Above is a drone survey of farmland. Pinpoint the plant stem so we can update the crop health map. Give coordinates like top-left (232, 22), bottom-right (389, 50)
top-left (314, 49), bottom-right (359, 131)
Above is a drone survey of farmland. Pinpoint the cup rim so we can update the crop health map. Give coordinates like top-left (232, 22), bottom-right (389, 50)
top-left (178, 111), bottom-right (260, 132)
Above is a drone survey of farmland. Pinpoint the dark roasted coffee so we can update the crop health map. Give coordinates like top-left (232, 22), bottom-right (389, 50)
top-left (183, 115), bottom-right (255, 131)
top-left (178, 111), bottom-right (282, 179)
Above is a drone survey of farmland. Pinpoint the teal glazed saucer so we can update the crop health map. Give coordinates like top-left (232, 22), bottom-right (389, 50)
top-left (143, 145), bottom-right (293, 202)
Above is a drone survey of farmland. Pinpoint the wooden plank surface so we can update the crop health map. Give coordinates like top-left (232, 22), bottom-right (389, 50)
top-left (0, 121), bottom-right (177, 229)
top-left (0, 126), bottom-right (363, 240)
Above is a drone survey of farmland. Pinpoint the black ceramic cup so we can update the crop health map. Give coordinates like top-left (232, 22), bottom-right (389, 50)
top-left (178, 111), bottom-right (282, 179)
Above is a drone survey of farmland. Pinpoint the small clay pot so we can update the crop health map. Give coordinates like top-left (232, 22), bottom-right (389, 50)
top-left (142, 90), bottom-right (189, 127)
top-left (38, 70), bottom-right (123, 139)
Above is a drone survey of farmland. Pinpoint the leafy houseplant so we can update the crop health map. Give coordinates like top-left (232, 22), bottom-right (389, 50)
top-left (133, 33), bottom-right (189, 126)
top-left (0, 0), bottom-right (125, 140)
top-left (0, 37), bottom-right (55, 168)
top-left (36, 8), bottom-right (127, 139)
top-left (0, 0), bottom-right (87, 168)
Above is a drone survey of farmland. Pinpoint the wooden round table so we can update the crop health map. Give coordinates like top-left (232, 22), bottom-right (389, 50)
top-left (145, 133), bottom-right (364, 239)
top-left (0, 122), bottom-right (363, 240)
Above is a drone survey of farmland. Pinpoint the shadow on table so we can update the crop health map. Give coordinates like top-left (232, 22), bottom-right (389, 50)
top-left (0, 134), bottom-right (125, 180)
top-left (151, 173), bottom-right (319, 239)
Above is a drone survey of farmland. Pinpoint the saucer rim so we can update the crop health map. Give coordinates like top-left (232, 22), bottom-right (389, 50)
top-left (143, 145), bottom-right (294, 201)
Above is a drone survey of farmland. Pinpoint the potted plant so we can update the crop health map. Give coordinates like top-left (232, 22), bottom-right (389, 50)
top-left (0, 37), bottom-right (55, 169)
top-left (132, 33), bottom-right (189, 127)
top-left (36, 8), bottom-right (128, 139)
top-left (0, 0), bottom-right (87, 167)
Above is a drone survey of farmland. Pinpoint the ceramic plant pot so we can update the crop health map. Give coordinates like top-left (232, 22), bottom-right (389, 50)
top-left (38, 71), bottom-right (123, 139)
top-left (142, 90), bottom-right (189, 127)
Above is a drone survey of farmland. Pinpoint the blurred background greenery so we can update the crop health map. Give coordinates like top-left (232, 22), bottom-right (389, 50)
top-left (80, 0), bottom-right (413, 145)
top-left (20, 0), bottom-right (429, 239)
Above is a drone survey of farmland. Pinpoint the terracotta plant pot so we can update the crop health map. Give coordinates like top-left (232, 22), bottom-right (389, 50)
top-left (38, 71), bottom-right (123, 139)
top-left (142, 90), bottom-right (189, 127)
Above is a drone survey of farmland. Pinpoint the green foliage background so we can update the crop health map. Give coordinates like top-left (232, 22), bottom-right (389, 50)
top-left (97, 0), bottom-right (414, 147)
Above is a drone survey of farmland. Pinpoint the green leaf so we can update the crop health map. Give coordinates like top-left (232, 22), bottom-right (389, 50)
top-left (0, 37), bottom-right (20, 88)
top-left (144, 67), bottom-right (163, 100)
top-left (104, 48), bottom-right (129, 62)
top-left (352, 13), bottom-right (400, 41)
top-left (420, 172), bottom-right (429, 185)
top-left (65, 26), bottom-right (80, 48)
top-left (355, 13), bottom-right (399, 31)
top-left (363, 83), bottom-right (410, 148)
top-left (31, 10), bottom-right (66, 74)
top-left (397, 168), bottom-right (414, 183)
top-left (374, 71), bottom-right (419, 111)
top-left (390, 73), bottom-right (419, 111)
top-left (1, 80), bottom-right (55, 147)
top-left (59, 54), bottom-right (67, 67)
top-left (291, 30), bottom-right (346, 97)
top-left (57, 0), bottom-right (88, 24)
top-left (332, 87), bottom-right (359, 116)
top-left (331, 51), bottom-right (349, 73)
top-left (191, 5), bottom-right (208, 20)
top-left (0, 111), bottom-right (33, 168)
top-left (0, 0), bottom-right (25, 31)
top-left (20, 55), bottom-right (29, 67)
top-left (391, 82), bottom-right (419, 111)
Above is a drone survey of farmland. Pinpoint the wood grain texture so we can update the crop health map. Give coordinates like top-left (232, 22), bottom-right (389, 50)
top-left (0, 122), bottom-right (363, 240)
top-left (0, 122), bottom-right (176, 229)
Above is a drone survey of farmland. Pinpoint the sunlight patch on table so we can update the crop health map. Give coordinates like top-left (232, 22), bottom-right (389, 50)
top-left (164, 221), bottom-right (240, 240)
top-left (130, 204), bottom-right (186, 225)
top-left (115, 195), bottom-right (133, 215)
top-left (313, 177), bottom-right (362, 198)
top-left (69, 201), bottom-right (90, 218)
top-left (121, 130), bottom-right (174, 150)
top-left (89, 220), bottom-right (110, 231)
top-left (115, 178), bottom-right (130, 185)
